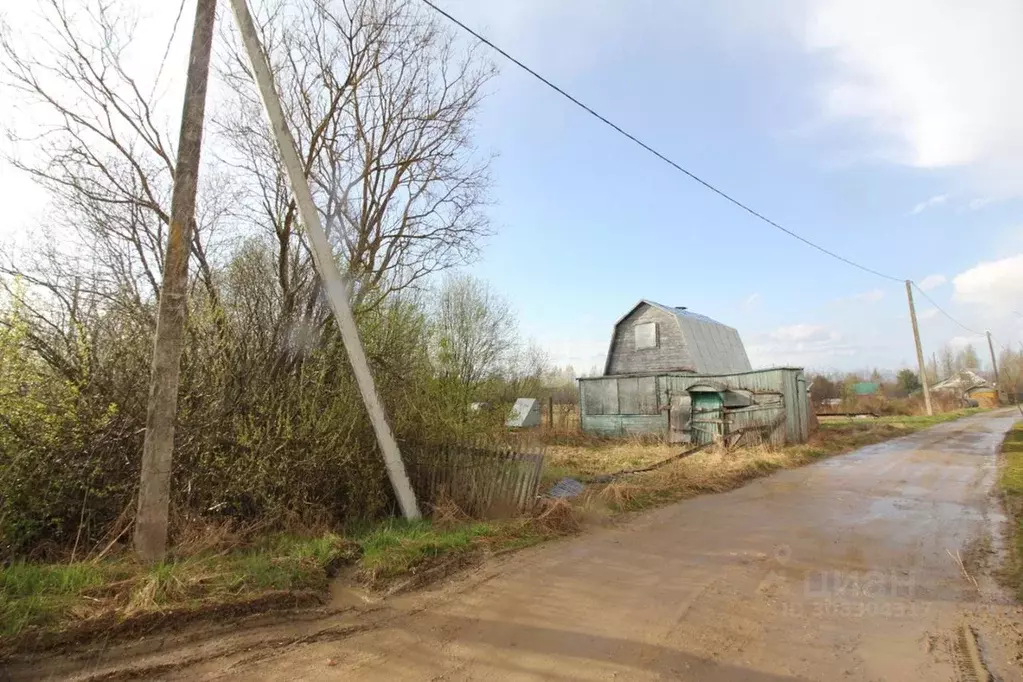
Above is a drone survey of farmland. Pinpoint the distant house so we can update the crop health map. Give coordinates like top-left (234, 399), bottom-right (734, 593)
top-left (604, 300), bottom-right (752, 376)
top-left (850, 382), bottom-right (879, 397)
top-left (930, 370), bottom-right (997, 407)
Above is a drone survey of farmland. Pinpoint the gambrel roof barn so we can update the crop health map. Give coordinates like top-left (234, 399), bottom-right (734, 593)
top-left (604, 300), bottom-right (751, 376)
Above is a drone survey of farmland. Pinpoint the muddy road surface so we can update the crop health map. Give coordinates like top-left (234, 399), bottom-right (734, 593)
top-left (16, 410), bottom-right (1023, 681)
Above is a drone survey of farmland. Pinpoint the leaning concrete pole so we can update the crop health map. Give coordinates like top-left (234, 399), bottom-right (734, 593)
top-left (227, 0), bottom-right (420, 519)
top-left (135, 0), bottom-right (218, 562)
top-left (905, 280), bottom-right (933, 416)
top-left (987, 331), bottom-right (1003, 404)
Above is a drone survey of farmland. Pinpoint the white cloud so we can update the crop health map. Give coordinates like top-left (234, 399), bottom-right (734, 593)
top-left (948, 335), bottom-right (987, 349)
top-left (747, 323), bottom-right (858, 368)
top-left (799, 0), bottom-right (1023, 195)
top-left (968, 197), bottom-right (995, 210)
top-left (918, 308), bottom-right (939, 321)
top-left (918, 274), bottom-right (947, 291)
top-left (742, 293), bottom-right (762, 310)
top-left (952, 254), bottom-right (1023, 311)
top-left (911, 194), bottom-right (948, 215)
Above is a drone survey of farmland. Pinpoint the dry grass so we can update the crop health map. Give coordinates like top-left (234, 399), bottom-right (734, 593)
top-left (578, 443), bottom-right (805, 512)
top-left (552, 409), bottom-right (986, 514)
top-left (529, 498), bottom-right (582, 536)
top-left (547, 440), bottom-right (677, 478)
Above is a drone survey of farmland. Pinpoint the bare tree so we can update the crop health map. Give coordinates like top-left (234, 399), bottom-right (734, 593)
top-left (938, 344), bottom-right (956, 379)
top-left (215, 0), bottom-right (494, 326)
top-left (0, 1), bottom-right (230, 324)
top-left (0, 0), bottom-right (501, 556)
top-left (434, 274), bottom-right (516, 393)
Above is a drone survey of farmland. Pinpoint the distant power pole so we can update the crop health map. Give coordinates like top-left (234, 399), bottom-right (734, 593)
top-left (227, 0), bottom-right (420, 519)
top-left (135, 0), bottom-right (218, 562)
top-left (931, 352), bottom-right (938, 382)
top-left (987, 331), bottom-right (1003, 403)
top-left (905, 281), bottom-right (933, 416)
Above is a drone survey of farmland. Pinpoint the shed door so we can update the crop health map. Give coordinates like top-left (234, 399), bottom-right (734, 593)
top-left (690, 392), bottom-right (724, 445)
top-left (668, 394), bottom-right (692, 444)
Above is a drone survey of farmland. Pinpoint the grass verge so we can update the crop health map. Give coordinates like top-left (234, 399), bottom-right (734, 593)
top-left (999, 419), bottom-right (1023, 599)
top-left (0, 534), bottom-right (353, 643)
top-left (0, 503), bottom-right (574, 650)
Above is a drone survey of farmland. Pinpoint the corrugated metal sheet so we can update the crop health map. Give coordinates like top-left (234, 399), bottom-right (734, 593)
top-left (606, 301), bottom-right (751, 376)
top-left (648, 302), bottom-right (752, 374)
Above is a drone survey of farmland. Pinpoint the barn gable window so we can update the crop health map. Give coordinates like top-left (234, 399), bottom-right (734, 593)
top-left (634, 322), bottom-right (657, 349)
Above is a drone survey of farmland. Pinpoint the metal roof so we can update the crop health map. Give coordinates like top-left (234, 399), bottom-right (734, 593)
top-left (930, 370), bottom-right (991, 393)
top-left (851, 382), bottom-right (879, 395)
top-left (606, 300), bottom-right (752, 375)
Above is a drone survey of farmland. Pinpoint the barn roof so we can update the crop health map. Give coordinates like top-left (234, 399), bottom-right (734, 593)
top-left (605, 300), bottom-right (752, 375)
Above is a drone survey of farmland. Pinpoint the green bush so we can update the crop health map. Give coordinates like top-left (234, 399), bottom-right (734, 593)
top-left (0, 279), bottom-right (503, 561)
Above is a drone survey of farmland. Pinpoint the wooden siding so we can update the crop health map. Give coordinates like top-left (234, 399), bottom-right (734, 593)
top-left (579, 368), bottom-right (809, 444)
top-left (606, 304), bottom-right (692, 375)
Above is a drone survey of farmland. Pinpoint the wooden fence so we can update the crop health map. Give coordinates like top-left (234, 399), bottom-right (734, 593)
top-left (403, 442), bottom-right (546, 518)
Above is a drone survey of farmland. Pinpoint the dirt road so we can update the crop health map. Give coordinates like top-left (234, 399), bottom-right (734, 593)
top-left (20, 411), bottom-right (1023, 681)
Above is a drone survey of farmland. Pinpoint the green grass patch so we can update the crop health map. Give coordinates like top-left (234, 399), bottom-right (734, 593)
top-left (356, 519), bottom-right (500, 582)
top-left (999, 419), bottom-right (1023, 600)
top-left (0, 517), bottom-right (565, 643)
top-left (0, 562), bottom-right (125, 637)
top-left (0, 533), bottom-right (354, 640)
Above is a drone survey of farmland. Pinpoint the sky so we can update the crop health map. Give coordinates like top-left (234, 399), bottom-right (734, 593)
top-left (2, 0), bottom-right (1023, 375)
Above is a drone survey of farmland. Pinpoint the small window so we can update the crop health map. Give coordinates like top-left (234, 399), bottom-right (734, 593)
top-left (618, 376), bottom-right (658, 415)
top-left (635, 322), bottom-right (657, 349)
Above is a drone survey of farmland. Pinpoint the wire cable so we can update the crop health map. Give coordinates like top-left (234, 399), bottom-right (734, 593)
top-left (421, 0), bottom-right (903, 283)
top-left (911, 283), bottom-right (982, 336)
top-left (149, 0), bottom-right (188, 102)
top-left (424, 0), bottom-right (1023, 356)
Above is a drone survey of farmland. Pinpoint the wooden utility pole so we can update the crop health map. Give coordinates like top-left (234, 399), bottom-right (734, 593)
top-left (987, 331), bottom-right (1002, 403)
top-left (905, 281), bottom-right (933, 416)
top-left (227, 0), bottom-right (420, 519)
top-left (135, 0), bottom-right (218, 562)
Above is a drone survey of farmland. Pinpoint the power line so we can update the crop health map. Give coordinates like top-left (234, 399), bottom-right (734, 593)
top-left (149, 0), bottom-right (188, 102)
top-left (421, 0), bottom-right (903, 283)
top-left (911, 283), bottom-right (982, 336)
top-left (423, 0), bottom-right (1021, 358)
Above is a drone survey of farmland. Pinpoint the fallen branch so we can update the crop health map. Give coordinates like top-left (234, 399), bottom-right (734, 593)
top-left (584, 443), bottom-right (712, 484)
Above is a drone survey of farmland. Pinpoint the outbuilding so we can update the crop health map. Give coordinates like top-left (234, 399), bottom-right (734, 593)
top-left (579, 301), bottom-right (810, 445)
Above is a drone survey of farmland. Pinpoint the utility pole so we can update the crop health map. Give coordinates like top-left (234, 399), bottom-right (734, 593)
top-left (135, 0), bottom-right (218, 562)
top-left (227, 0), bottom-right (420, 519)
top-left (905, 281), bottom-right (933, 416)
top-left (987, 331), bottom-right (1002, 404)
